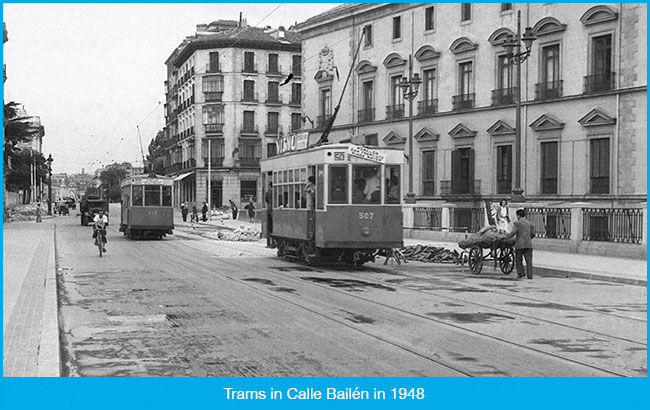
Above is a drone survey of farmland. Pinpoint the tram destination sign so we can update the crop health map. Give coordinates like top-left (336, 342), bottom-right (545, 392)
top-left (277, 132), bottom-right (309, 155)
top-left (347, 144), bottom-right (387, 163)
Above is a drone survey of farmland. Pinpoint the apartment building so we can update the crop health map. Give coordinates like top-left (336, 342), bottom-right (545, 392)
top-left (296, 3), bottom-right (647, 256)
top-left (162, 19), bottom-right (303, 209)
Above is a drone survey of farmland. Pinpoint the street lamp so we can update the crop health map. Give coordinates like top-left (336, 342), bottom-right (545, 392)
top-left (501, 10), bottom-right (536, 202)
top-left (398, 55), bottom-right (422, 204)
top-left (46, 154), bottom-right (53, 216)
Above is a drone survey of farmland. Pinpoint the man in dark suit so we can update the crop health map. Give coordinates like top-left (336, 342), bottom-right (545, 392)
top-left (504, 208), bottom-right (536, 279)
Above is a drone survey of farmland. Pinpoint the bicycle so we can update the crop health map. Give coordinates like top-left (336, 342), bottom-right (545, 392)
top-left (94, 227), bottom-right (107, 257)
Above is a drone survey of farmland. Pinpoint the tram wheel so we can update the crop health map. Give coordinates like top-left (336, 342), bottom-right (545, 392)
top-left (468, 246), bottom-right (483, 275)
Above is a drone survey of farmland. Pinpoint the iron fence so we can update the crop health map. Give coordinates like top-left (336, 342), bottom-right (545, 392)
top-left (450, 207), bottom-right (483, 233)
top-left (582, 208), bottom-right (643, 244)
top-left (413, 207), bottom-right (442, 230)
top-left (525, 207), bottom-right (571, 239)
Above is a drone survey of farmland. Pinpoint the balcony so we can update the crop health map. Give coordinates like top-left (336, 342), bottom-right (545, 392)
top-left (265, 94), bottom-right (283, 105)
top-left (316, 115), bottom-right (332, 129)
top-left (240, 92), bottom-right (259, 103)
top-left (452, 93), bottom-right (475, 111)
top-left (440, 179), bottom-right (481, 197)
top-left (535, 80), bottom-right (563, 100)
top-left (204, 91), bottom-right (223, 103)
top-left (204, 123), bottom-right (224, 135)
top-left (357, 108), bottom-right (375, 123)
top-left (266, 64), bottom-right (282, 76)
top-left (240, 157), bottom-right (260, 167)
top-left (491, 88), bottom-right (516, 106)
top-left (243, 63), bottom-right (258, 74)
top-left (289, 97), bottom-right (301, 107)
top-left (386, 104), bottom-right (405, 120)
top-left (240, 124), bottom-right (259, 136)
top-left (205, 63), bottom-right (221, 74)
top-left (181, 158), bottom-right (196, 170)
top-left (203, 157), bottom-right (224, 167)
top-left (265, 125), bottom-right (283, 136)
top-left (584, 73), bottom-right (616, 94)
top-left (417, 99), bottom-right (438, 116)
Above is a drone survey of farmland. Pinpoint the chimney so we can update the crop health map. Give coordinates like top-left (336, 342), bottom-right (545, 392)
top-left (239, 12), bottom-right (242, 27)
top-left (278, 25), bottom-right (285, 38)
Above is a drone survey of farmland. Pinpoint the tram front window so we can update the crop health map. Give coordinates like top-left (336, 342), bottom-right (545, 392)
top-left (162, 186), bottom-right (172, 206)
top-left (132, 186), bottom-right (143, 206)
top-left (353, 165), bottom-right (381, 204)
top-left (145, 186), bottom-right (161, 206)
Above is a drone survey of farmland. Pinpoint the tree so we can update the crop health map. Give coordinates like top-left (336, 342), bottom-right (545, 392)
top-left (146, 130), bottom-right (166, 175)
top-left (4, 102), bottom-right (37, 173)
top-left (99, 162), bottom-right (130, 202)
top-left (5, 149), bottom-right (48, 201)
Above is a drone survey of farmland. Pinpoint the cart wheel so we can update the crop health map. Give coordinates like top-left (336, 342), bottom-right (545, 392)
top-left (499, 246), bottom-right (515, 274)
top-left (468, 246), bottom-right (483, 275)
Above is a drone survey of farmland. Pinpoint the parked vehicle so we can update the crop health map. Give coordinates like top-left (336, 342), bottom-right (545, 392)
top-left (260, 142), bottom-right (404, 266)
top-left (119, 173), bottom-right (174, 239)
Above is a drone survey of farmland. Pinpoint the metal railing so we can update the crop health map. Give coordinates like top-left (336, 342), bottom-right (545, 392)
top-left (491, 87), bottom-right (515, 106)
top-left (243, 63), bottom-right (258, 73)
top-left (204, 92), bottom-right (223, 102)
top-left (240, 92), bottom-right (259, 103)
top-left (584, 73), bottom-right (616, 94)
top-left (265, 125), bottom-right (283, 136)
top-left (357, 108), bottom-right (375, 123)
top-left (265, 94), bottom-right (283, 105)
top-left (535, 80), bottom-right (563, 100)
top-left (450, 207), bottom-right (483, 233)
top-left (582, 208), bottom-right (643, 244)
top-left (204, 123), bottom-right (224, 134)
top-left (240, 157), bottom-right (260, 167)
top-left (525, 207), bottom-right (571, 239)
top-left (205, 63), bottom-right (221, 73)
top-left (440, 180), bottom-right (481, 196)
top-left (417, 99), bottom-right (438, 116)
top-left (266, 64), bottom-right (282, 75)
top-left (316, 115), bottom-right (332, 128)
top-left (413, 207), bottom-right (442, 230)
top-left (240, 125), bottom-right (259, 135)
top-left (386, 104), bottom-right (404, 120)
top-left (452, 93), bottom-right (474, 110)
top-left (202, 157), bottom-right (224, 167)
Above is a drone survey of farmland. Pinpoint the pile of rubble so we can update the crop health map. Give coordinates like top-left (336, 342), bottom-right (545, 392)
top-left (207, 224), bottom-right (262, 242)
top-left (398, 245), bottom-right (461, 264)
top-left (5, 204), bottom-right (40, 222)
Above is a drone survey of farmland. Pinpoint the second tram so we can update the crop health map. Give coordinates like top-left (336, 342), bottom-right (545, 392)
top-left (261, 143), bottom-right (404, 266)
top-left (119, 173), bottom-right (174, 239)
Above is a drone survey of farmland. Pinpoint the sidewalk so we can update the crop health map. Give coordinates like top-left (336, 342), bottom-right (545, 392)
top-left (176, 211), bottom-right (647, 287)
top-left (2, 217), bottom-right (60, 377)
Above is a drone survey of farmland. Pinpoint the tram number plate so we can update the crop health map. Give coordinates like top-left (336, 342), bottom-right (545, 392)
top-left (359, 212), bottom-right (374, 219)
top-left (146, 210), bottom-right (158, 215)
top-left (334, 152), bottom-right (345, 161)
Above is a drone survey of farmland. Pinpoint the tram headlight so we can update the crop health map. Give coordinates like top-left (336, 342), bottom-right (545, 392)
top-left (361, 226), bottom-right (371, 237)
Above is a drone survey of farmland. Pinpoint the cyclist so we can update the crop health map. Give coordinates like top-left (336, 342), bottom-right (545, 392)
top-left (92, 209), bottom-right (109, 252)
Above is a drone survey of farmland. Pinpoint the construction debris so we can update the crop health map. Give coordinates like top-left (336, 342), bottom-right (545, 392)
top-left (206, 224), bottom-right (262, 242)
top-left (397, 245), bottom-right (461, 264)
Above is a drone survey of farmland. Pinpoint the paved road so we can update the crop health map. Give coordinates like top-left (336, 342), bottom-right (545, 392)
top-left (54, 210), bottom-right (647, 377)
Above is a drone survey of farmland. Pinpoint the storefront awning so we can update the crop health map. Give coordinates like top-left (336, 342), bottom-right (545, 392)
top-left (173, 172), bottom-right (194, 182)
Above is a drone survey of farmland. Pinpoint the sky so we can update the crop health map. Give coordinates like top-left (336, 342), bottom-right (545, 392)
top-left (2, 2), bottom-right (341, 174)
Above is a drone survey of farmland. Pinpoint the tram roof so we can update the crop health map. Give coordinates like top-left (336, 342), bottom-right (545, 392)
top-left (120, 173), bottom-right (174, 188)
top-left (260, 143), bottom-right (404, 171)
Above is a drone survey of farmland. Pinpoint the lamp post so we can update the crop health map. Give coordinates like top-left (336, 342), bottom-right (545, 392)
top-left (46, 154), bottom-right (53, 216)
top-left (398, 55), bottom-right (422, 204)
top-left (501, 10), bottom-right (536, 202)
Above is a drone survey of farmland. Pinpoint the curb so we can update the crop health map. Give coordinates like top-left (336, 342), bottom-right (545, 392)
top-left (37, 224), bottom-right (61, 376)
top-left (535, 267), bottom-right (647, 287)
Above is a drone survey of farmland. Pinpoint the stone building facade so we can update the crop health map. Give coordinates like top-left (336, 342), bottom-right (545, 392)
top-left (296, 3), bottom-right (647, 256)
top-left (162, 19), bottom-right (302, 211)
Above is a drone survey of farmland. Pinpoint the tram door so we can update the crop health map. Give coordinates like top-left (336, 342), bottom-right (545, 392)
top-left (307, 166), bottom-right (318, 239)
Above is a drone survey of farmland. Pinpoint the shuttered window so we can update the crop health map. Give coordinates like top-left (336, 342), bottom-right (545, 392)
top-left (422, 150), bottom-right (435, 195)
top-left (590, 138), bottom-right (609, 194)
top-left (496, 145), bottom-right (512, 194)
top-left (540, 141), bottom-right (558, 194)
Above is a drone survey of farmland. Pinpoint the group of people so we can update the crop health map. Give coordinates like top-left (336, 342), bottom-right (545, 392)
top-left (179, 199), bottom-right (257, 225)
top-left (493, 199), bottom-right (536, 280)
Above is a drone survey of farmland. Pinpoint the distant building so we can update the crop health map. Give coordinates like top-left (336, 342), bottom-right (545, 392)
top-left (297, 3), bottom-right (647, 256)
top-left (162, 18), bottom-right (303, 209)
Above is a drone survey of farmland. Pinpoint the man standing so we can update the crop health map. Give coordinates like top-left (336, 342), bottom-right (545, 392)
top-left (504, 208), bottom-right (536, 279)
top-left (180, 202), bottom-right (188, 222)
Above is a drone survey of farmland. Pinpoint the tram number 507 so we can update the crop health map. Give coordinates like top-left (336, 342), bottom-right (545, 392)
top-left (359, 212), bottom-right (374, 219)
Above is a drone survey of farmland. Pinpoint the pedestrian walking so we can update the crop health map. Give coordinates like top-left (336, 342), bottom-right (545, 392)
top-left (503, 208), bottom-right (536, 279)
top-left (229, 199), bottom-right (239, 220)
top-left (244, 199), bottom-right (256, 223)
top-left (190, 203), bottom-right (198, 228)
top-left (265, 182), bottom-right (273, 248)
top-left (35, 203), bottom-right (42, 223)
top-left (201, 202), bottom-right (208, 222)
top-left (181, 202), bottom-right (188, 222)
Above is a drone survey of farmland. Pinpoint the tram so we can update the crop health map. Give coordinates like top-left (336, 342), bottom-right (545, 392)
top-left (119, 173), bottom-right (174, 239)
top-left (260, 142), bottom-right (404, 266)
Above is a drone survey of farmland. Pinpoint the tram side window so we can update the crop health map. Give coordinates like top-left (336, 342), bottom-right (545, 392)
top-left (353, 165), bottom-right (381, 204)
top-left (329, 166), bottom-right (348, 204)
top-left (162, 186), bottom-right (172, 206)
top-left (132, 186), bottom-right (143, 206)
top-left (145, 186), bottom-right (161, 206)
top-left (386, 165), bottom-right (401, 204)
top-left (316, 165), bottom-right (324, 210)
